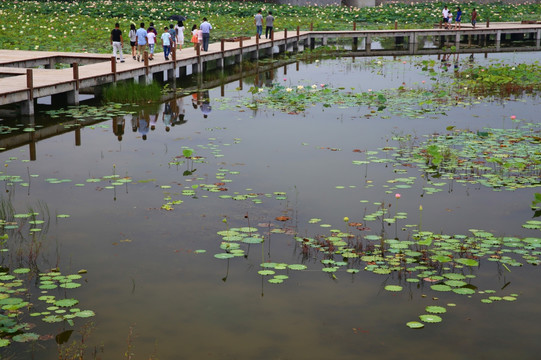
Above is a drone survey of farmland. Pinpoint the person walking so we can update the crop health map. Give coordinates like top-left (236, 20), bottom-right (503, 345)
top-left (161, 26), bottom-right (172, 60)
top-left (110, 23), bottom-right (124, 63)
top-left (455, 7), bottom-right (462, 29)
top-left (146, 29), bottom-right (156, 60)
top-left (265, 11), bottom-right (274, 39)
top-left (175, 21), bottom-right (185, 51)
top-left (254, 9), bottom-right (263, 39)
top-left (442, 6), bottom-right (449, 29)
top-left (135, 22), bottom-right (147, 62)
top-left (191, 24), bottom-right (200, 51)
top-left (471, 8), bottom-right (478, 28)
top-left (200, 17), bottom-right (212, 52)
top-left (169, 24), bottom-right (177, 51)
top-left (128, 24), bottom-right (137, 60)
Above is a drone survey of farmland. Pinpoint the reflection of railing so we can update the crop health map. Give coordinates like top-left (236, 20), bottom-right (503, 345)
top-left (0, 58), bottom-right (295, 157)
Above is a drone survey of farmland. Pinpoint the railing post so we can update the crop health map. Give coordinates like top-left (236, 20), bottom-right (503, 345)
top-left (353, 22), bottom-right (356, 31)
top-left (240, 36), bottom-right (243, 57)
top-left (297, 25), bottom-right (300, 37)
top-left (284, 28), bottom-right (287, 40)
top-left (486, 18), bottom-right (490, 28)
top-left (72, 62), bottom-right (79, 90)
top-left (395, 20), bottom-right (398, 30)
top-left (221, 39), bottom-right (225, 53)
top-left (26, 69), bottom-right (33, 100)
top-left (110, 56), bottom-right (116, 73)
top-left (172, 47), bottom-right (176, 61)
top-left (144, 51), bottom-right (149, 75)
top-left (310, 22), bottom-right (313, 31)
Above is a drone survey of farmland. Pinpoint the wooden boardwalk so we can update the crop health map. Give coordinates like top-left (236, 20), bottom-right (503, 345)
top-left (1, 23), bottom-right (540, 115)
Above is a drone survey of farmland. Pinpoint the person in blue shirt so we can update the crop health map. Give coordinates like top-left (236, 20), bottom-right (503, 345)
top-left (455, 7), bottom-right (462, 30)
top-left (135, 23), bottom-right (147, 62)
top-left (200, 18), bottom-right (212, 51)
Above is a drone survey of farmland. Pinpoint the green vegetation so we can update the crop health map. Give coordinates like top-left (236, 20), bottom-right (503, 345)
top-left (0, 1), bottom-right (540, 52)
top-left (102, 81), bottom-right (162, 103)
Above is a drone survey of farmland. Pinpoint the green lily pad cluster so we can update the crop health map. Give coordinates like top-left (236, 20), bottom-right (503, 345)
top-left (394, 124), bottom-right (541, 190)
top-left (247, 82), bottom-right (459, 118)
top-left (209, 196), bottom-right (539, 326)
top-left (46, 103), bottom-right (136, 123)
top-left (0, 266), bottom-right (93, 348)
top-left (457, 62), bottom-right (541, 97)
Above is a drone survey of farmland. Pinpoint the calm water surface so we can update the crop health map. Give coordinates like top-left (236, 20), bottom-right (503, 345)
top-left (1, 52), bottom-right (540, 359)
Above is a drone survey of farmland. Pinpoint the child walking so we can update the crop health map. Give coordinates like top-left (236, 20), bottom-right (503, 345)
top-left (191, 24), bottom-right (200, 51)
top-left (161, 26), bottom-right (172, 60)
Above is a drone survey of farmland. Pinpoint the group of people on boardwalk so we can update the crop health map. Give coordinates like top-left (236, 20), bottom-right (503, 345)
top-left (442, 5), bottom-right (478, 29)
top-left (110, 18), bottom-right (213, 62)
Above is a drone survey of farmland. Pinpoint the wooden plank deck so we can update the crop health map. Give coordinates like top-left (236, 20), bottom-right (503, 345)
top-left (1, 23), bottom-right (540, 114)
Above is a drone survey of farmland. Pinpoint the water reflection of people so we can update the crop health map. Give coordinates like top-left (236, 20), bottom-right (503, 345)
top-left (131, 114), bottom-right (138, 133)
top-left (113, 116), bottom-right (125, 142)
top-left (163, 102), bottom-right (172, 132)
top-left (200, 90), bottom-right (211, 118)
top-left (148, 107), bottom-right (158, 131)
top-left (138, 114), bottom-right (149, 140)
top-left (192, 92), bottom-right (199, 109)
top-left (171, 96), bottom-right (187, 127)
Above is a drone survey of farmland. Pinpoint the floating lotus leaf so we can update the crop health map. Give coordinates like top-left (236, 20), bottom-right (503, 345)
top-left (258, 270), bottom-right (275, 276)
top-left (42, 315), bottom-right (64, 323)
top-left (452, 288), bottom-right (476, 295)
top-left (75, 310), bottom-right (95, 318)
top-left (214, 253), bottom-right (234, 259)
top-left (288, 264), bottom-right (307, 270)
top-left (384, 285), bottom-right (403, 292)
top-left (60, 282), bottom-right (81, 289)
top-left (0, 339), bottom-right (10, 347)
top-left (425, 306), bottom-right (446, 314)
top-left (419, 314), bottom-right (442, 323)
top-left (268, 278), bottom-right (283, 284)
top-left (274, 275), bottom-right (289, 280)
top-left (194, 249), bottom-right (206, 254)
top-left (55, 299), bottom-right (79, 307)
top-left (13, 333), bottom-right (39, 343)
top-left (322, 267), bottom-right (338, 273)
top-left (242, 237), bottom-right (264, 244)
top-left (430, 284), bottom-right (452, 292)
top-left (13, 268), bottom-right (31, 274)
top-left (444, 280), bottom-right (468, 287)
top-left (443, 273), bottom-right (466, 280)
top-left (502, 296), bottom-right (517, 301)
top-left (346, 269), bottom-right (360, 274)
top-left (406, 321), bottom-right (424, 329)
top-left (0, 297), bottom-right (23, 306)
top-left (455, 258), bottom-right (479, 267)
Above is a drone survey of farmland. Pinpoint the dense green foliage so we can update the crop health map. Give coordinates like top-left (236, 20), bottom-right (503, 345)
top-left (0, 1), bottom-right (539, 53)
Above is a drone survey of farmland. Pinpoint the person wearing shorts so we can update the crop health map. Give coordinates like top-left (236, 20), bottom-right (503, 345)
top-left (129, 24), bottom-right (137, 60)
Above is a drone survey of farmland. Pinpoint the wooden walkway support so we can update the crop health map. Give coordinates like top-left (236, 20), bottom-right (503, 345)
top-left (1, 22), bottom-right (540, 115)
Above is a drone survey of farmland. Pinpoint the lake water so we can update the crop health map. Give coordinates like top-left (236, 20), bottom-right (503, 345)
top-left (1, 50), bottom-right (540, 359)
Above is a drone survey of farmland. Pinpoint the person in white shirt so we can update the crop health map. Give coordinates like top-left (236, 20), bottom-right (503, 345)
top-left (442, 6), bottom-right (449, 29)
